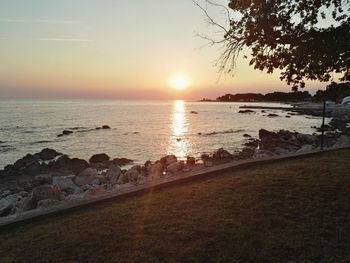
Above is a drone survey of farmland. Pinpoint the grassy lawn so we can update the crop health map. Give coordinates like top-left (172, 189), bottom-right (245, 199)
top-left (1, 149), bottom-right (350, 263)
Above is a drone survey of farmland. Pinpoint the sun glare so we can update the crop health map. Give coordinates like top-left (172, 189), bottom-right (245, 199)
top-left (169, 74), bottom-right (190, 90)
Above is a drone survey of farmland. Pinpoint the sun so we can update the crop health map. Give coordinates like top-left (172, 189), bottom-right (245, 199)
top-left (169, 73), bottom-right (190, 90)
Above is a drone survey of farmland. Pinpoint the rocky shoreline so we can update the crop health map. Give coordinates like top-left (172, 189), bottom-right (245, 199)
top-left (1, 121), bottom-right (350, 219)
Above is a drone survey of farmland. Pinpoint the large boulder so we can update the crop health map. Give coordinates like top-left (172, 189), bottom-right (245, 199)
top-left (125, 165), bottom-right (141, 183)
top-left (212, 148), bottom-right (233, 162)
top-left (105, 164), bottom-right (122, 185)
top-left (49, 155), bottom-right (88, 174)
top-left (237, 147), bottom-right (255, 160)
top-left (89, 153), bottom-right (110, 164)
top-left (34, 148), bottom-right (61, 161)
top-left (145, 162), bottom-right (163, 179)
top-left (52, 175), bottom-right (82, 195)
top-left (23, 185), bottom-right (63, 211)
top-left (160, 155), bottom-right (177, 167)
top-left (74, 168), bottom-right (98, 186)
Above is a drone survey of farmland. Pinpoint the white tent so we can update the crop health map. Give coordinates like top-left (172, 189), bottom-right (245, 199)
top-left (341, 96), bottom-right (350, 104)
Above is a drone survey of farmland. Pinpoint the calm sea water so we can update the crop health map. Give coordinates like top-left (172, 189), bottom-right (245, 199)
top-left (0, 100), bottom-right (325, 169)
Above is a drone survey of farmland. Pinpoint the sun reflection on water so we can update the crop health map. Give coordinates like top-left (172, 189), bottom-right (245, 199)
top-left (168, 100), bottom-right (190, 159)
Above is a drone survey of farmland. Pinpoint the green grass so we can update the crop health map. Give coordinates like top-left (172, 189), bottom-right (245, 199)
top-left (1, 149), bottom-right (350, 263)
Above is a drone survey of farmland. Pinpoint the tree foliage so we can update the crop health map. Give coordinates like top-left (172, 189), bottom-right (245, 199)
top-left (314, 81), bottom-right (350, 102)
top-left (200, 0), bottom-right (350, 90)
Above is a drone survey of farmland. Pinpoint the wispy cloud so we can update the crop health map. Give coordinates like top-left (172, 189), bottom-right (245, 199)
top-left (31, 38), bottom-right (93, 42)
top-left (0, 18), bottom-right (84, 24)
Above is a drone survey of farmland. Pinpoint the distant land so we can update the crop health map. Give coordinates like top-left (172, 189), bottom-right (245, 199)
top-left (201, 82), bottom-right (350, 103)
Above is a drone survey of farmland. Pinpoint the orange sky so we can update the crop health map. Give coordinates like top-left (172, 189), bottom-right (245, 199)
top-left (0, 0), bottom-right (327, 100)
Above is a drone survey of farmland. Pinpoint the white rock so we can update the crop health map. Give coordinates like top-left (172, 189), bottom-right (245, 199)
top-left (53, 175), bottom-right (82, 194)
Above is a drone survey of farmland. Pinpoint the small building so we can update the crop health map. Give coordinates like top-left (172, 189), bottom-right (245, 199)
top-left (341, 96), bottom-right (350, 105)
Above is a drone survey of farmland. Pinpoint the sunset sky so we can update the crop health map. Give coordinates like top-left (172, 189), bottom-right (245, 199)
top-left (0, 0), bottom-right (326, 100)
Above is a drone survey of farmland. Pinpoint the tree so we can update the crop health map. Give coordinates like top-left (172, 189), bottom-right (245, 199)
top-left (314, 81), bottom-right (350, 102)
top-left (195, 0), bottom-right (350, 90)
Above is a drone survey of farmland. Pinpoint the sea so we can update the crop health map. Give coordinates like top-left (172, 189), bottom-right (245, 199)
top-left (0, 100), bottom-right (327, 169)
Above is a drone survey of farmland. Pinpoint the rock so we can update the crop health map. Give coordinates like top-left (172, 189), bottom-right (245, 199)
top-left (52, 175), bottom-right (81, 195)
top-left (0, 195), bottom-right (17, 217)
top-left (238, 110), bottom-right (255, 114)
top-left (259, 129), bottom-right (302, 152)
top-left (243, 134), bottom-right (251, 138)
top-left (285, 115), bottom-right (291, 118)
top-left (212, 148), bottom-right (233, 162)
top-left (58, 130), bottom-right (73, 137)
top-left (167, 161), bottom-right (184, 174)
top-left (49, 155), bottom-right (88, 174)
top-left (190, 111), bottom-right (198, 114)
top-left (117, 172), bottom-right (129, 184)
top-left (35, 148), bottom-right (61, 161)
top-left (32, 185), bottom-right (63, 202)
top-left (105, 164), bottom-right (122, 185)
top-left (125, 165), bottom-right (141, 183)
top-left (37, 199), bottom-right (60, 209)
top-left (32, 174), bottom-right (52, 187)
top-left (23, 185), bottom-right (63, 211)
top-left (89, 153), bottom-right (110, 163)
top-left (84, 185), bottom-right (106, 197)
top-left (74, 168), bottom-right (98, 186)
top-left (160, 155), bottom-right (177, 166)
top-left (186, 156), bottom-right (196, 166)
top-left (267, 113), bottom-right (279, 117)
top-left (63, 130), bottom-right (73, 135)
top-left (137, 175), bottom-right (147, 185)
top-left (13, 154), bottom-right (39, 170)
top-left (296, 145), bottom-right (315, 153)
top-left (102, 125), bottom-right (111, 129)
top-left (238, 147), bottom-right (255, 159)
top-left (145, 162), bottom-right (163, 179)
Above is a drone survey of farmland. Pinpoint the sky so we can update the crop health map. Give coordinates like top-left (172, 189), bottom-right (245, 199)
top-left (0, 0), bottom-right (328, 100)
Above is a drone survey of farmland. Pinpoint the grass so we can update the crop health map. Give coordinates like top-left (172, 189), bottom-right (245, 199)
top-left (1, 149), bottom-right (350, 263)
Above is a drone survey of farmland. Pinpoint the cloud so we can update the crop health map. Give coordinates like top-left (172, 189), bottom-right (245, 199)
top-left (31, 38), bottom-right (93, 42)
top-left (0, 18), bottom-right (83, 24)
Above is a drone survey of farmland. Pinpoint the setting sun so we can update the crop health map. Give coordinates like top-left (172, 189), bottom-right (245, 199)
top-left (169, 74), bottom-right (190, 90)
